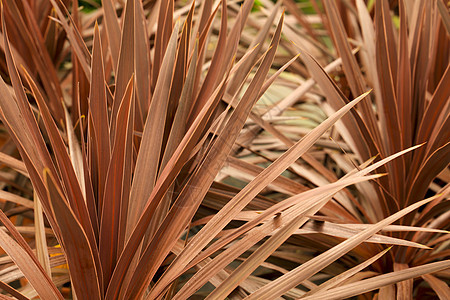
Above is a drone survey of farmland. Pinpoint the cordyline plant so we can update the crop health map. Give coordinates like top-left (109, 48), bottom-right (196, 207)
top-left (229, 0), bottom-right (449, 299)
top-left (0, 0), bottom-right (447, 299)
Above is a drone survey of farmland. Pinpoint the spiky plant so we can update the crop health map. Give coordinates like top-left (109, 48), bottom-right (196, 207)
top-left (228, 0), bottom-right (449, 298)
top-left (0, 0), bottom-right (447, 299)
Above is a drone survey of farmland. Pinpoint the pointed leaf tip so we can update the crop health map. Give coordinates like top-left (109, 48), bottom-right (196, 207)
top-left (374, 173), bottom-right (388, 177)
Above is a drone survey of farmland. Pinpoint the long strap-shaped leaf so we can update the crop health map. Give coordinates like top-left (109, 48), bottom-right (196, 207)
top-left (300, 260), bottom-right (450, 300)
top-left (99, 76), bottom-right (134, 285)
top-left (0, 210), bottom-right (62, 299)
top-left (134, 0), bottom-right (151, 122)
top-left (126, 21), bottom-right (180, 239)
top-left (89, 22), bottom-right (111, 214)
top-left (245, 195), bottom-right (439, 299)
top-left (102, 0), bottom-right (121, 71)
top-left (44, 170), bottom-right (101, 300)
top-left (375, 0), bottom-right (402, 157)
top-left (0, 152), bottom-right (27, 176)
top-left (0, 280), bottom-right (28, 300)
top-left (110, 0), bottom-right (135, 139)
top-left (152, 0), bottom-right (174, 89)
top-left (397, 0), bottom-right (412, 151)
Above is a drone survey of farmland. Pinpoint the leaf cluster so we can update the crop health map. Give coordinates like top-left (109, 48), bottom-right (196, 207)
top-left (0, 0), bottom-right (447, 299)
